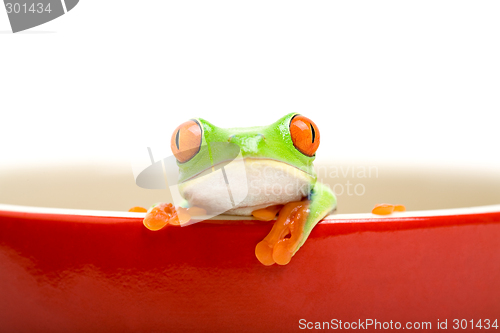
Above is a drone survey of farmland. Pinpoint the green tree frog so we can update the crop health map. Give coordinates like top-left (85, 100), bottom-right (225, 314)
top-left (143, 113), bottom-right (337, 266)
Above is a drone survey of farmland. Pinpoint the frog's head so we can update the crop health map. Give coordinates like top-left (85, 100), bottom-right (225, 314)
top-left (170, 113), bottom-right (321, 177)
top-left (170, 113), bottom-right (322, 214)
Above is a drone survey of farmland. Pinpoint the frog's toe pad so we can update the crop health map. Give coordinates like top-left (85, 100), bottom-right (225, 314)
top-left (143, 203), bottom-right (179, 231)
top-left (255, 240), bottom-right (276, 266)
top-left (272, 239), bottom-right (293, 265)
top-left (255, 238), bottom-right (295, 266)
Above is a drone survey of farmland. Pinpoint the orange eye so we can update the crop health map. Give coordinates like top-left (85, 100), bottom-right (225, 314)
top-left (171, 120), bottom-right (202, 163)
top-left (289, 115), bottom-right (320, 157)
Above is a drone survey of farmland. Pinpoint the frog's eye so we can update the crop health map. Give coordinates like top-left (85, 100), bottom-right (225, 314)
top-left (171, 120), bottom-right (202, 163)
top-left (289, 115), bottom-right (320, 157)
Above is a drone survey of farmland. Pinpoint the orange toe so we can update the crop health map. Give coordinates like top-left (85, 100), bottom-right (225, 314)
top-left (372, 204), bottom-right (395, 215)
top-left (272, 239), bottom-right (292, 265)
top-left (143, 203), bottom-right (182, 231)
top-left (394, 204), bottom-right (406, 212)
top-left (129, 206), bottom-right (147, 213)
top-left (255, 240), bottom-right (276, 266)
top-left (252, 205), bottom-right (283, 221)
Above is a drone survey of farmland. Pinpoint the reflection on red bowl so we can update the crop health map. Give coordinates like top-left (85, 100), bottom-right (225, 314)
top-left (1, 203), bottom-right (500, 332)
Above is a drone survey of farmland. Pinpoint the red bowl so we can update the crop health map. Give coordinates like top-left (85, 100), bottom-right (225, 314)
top-left (1, 164), bottom-right (500, 332)
top-left (2, 204), bottom-right (500, 332)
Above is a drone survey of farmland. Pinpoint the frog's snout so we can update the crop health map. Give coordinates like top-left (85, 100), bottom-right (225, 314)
top-left (228, 133), bottom-right (265, 141)
top-left (228, 133), bottom-right (265, 154)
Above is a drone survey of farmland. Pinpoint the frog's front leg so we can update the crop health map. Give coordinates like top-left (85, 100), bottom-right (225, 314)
top-left (255, 182), bottom-right (336, 266)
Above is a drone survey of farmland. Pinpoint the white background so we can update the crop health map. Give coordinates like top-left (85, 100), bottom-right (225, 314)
top-left (1, 1), bottom-right (499, 170)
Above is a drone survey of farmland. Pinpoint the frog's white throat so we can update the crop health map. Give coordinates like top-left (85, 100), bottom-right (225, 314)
top-left (178, 159), bottom-right (314, 216)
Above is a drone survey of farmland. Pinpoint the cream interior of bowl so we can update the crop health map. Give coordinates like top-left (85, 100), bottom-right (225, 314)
top-left (0, 162), bottom-right (499, 214)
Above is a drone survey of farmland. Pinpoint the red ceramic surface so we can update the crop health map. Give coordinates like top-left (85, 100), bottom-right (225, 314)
top-left (1, 205), bottom-right (500, 332)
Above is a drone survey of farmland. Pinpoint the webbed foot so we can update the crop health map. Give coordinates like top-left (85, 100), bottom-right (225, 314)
top-left (255, 200), bottom-right (310, 266)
